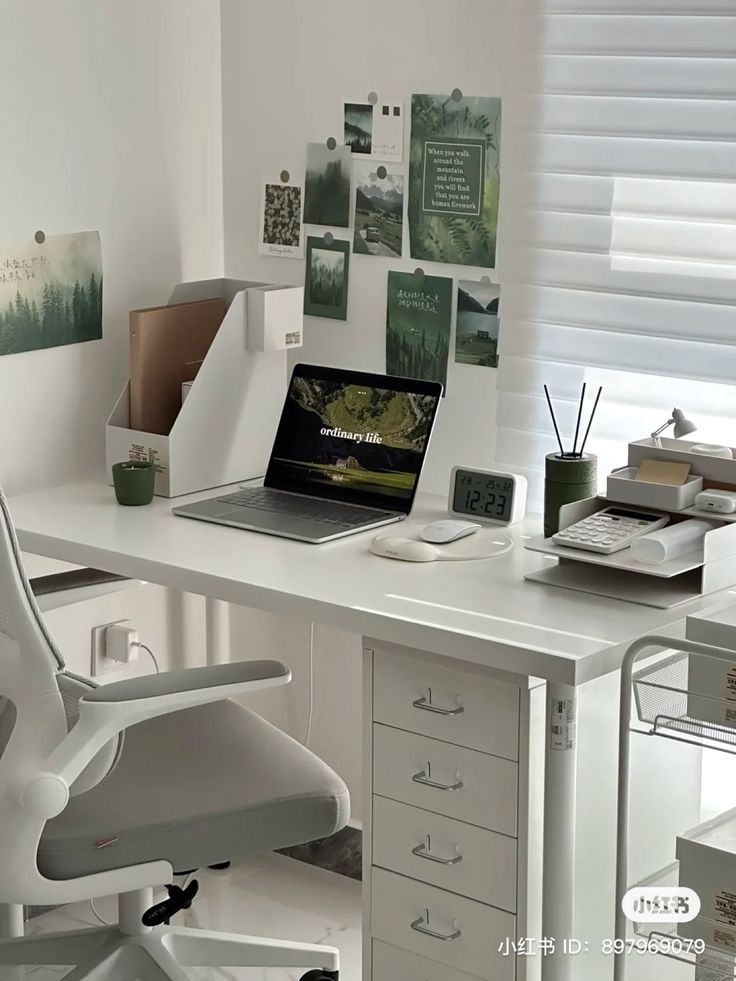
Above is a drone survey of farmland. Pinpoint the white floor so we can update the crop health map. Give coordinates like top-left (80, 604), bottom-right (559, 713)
top-left (17, 853), bottom-right (362, 980)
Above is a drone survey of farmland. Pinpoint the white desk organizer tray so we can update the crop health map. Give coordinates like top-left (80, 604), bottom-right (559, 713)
top-left (629, 436), bottom-right (736, 484)
top-left (525, 496), bottom-right (736, 608)
top-left (607, 467), bottom-right (703, 511)
top-left (106, 277), bottom-right (300, 498)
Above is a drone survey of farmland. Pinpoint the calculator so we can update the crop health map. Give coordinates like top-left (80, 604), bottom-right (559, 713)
top-left (552, 506), bottom-right (669, 555)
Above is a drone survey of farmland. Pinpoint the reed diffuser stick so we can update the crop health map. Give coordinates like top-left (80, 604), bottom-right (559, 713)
top-left (579, 386), bottom-right (603, 457)
top-left (572, 382), bottom-right (586, 457)
top-left (544, 384), bottom-right (565, 457)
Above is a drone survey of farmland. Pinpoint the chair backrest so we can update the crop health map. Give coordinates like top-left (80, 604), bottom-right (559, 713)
top-left (0, 488), bottom-right (120, 795)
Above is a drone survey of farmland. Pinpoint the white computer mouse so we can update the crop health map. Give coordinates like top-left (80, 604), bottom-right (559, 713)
top-left (421, 519), bottom-right (482, 544)
top-left (370, 536), bottom-right (440, 562)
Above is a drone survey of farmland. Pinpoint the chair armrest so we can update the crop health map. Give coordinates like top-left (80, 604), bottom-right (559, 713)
top-left (24, 660), bottom-right (290, 819)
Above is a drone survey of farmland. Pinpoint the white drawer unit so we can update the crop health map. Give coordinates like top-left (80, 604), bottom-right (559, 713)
top-left (373, 649), bottom-right (520, 760)
top-left (372, 939), bottom-right (486, 981)
top-left (373, 723), bottom-right (518, 837)
top-left (371, 867), bottom-right (516, 981)
top-left (363, 642), bottom-right (543, 981)
top-left (372, 795), bottom-right (517, 911)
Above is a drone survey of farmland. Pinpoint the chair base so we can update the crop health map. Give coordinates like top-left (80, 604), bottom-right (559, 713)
top-left (0, 902), bottom-right (340, 980)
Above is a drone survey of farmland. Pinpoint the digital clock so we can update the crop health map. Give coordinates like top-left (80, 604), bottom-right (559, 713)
top-left (448, 466), bottom-right (528, 526)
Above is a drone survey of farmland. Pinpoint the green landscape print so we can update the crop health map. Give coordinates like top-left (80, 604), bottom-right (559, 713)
top-left (0, 231), bottom-right (102, 357)
top-left (344, 102), bottom-right (373, 154)
top-left (386, 271), bottom-right (452, 391)
top-left (455, 279), bottom-right (500, 368)
top-left (303, 142), bottom-right (352, 227)
top-left (409, 94), bottom-right (501, 268)
top-left (353, 168), bottom-right (404, 258)
top-left (304, 237), bottom-right (350, 320)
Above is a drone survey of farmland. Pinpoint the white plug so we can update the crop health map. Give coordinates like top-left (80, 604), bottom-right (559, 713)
top-left (105, 623), bottom-right (140, 664)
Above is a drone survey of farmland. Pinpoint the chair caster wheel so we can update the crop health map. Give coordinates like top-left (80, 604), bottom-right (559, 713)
top-left (299, 971), bottom-right (338, 981)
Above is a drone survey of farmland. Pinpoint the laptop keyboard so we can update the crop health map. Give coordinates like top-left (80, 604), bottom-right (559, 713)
top-left (217, 489), bottom-right (396, 527)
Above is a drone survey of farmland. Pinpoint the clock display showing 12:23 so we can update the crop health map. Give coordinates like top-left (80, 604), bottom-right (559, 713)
top-left (454, 470), bottom-right (513, 521)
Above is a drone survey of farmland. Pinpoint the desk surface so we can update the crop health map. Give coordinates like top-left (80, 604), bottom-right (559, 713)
top-left (9, 480), bottom-right (727, 686)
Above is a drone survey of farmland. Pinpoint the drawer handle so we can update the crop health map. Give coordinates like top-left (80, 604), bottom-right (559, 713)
top-left (412, 762), bottom-right (463, 793)
top-left (412, 835), bottom-right (463, 866)
top-left (410, 909), bottom-right (462, 943)
top-left (413, 688), bottom-right (464, 717)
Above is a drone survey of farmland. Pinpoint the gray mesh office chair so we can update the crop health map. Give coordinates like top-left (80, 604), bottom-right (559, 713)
top-left (0, 488), bottom-right (349, 980)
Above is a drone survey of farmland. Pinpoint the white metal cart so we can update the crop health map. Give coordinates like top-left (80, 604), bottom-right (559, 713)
top-left (615, 634), bottom-right (736, 981)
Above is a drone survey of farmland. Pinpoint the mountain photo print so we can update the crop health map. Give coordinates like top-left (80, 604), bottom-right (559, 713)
top-left (352, 166), bottom-right (404, 258)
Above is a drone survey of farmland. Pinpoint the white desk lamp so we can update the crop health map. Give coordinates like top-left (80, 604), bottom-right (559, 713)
top-left (651, 407), bottom-right (697, 447)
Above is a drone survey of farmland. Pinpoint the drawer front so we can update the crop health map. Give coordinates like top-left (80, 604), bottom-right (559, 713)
top-left (373, 940), bottom-right (486, 981)
top-left (373, 724), bottom-right (518, 836)
top-left (371, 867), bottom-right (515, 980)
top-left (373, 649), bottom-right (519, 760)
top-left (372, 796), bottom-right (517, 911)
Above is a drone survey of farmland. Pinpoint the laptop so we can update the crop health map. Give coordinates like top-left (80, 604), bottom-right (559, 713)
top-left (172, 363), bottom-right (443, 543)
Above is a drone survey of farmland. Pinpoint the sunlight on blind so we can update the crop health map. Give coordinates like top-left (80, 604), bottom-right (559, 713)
top-left (495, 2), bottom-right (736, 507)
top-left (611, 178), bottom-right (736, 279)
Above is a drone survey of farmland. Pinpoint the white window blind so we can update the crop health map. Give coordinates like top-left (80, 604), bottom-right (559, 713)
top-left (496, 0), bottom-right (736, 509)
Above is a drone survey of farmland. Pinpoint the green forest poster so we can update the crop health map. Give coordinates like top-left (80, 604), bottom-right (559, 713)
top-left (408, 94), bottom-right (501, 268)
top-left (0, 231), bottom-right (102, 357)
top-left (386, 271), bottom-right (452, 392)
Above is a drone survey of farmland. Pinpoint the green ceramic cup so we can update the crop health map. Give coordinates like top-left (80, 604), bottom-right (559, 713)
top-left (544, 453), bottom-right (598, 538)
top-left (112, 460), bottom-right (156, 506)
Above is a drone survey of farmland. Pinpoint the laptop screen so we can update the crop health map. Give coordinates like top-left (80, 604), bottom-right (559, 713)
top-left (265, 364), bottom-right (443, 514)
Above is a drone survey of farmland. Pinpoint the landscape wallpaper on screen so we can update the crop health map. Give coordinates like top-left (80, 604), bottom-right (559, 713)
top-left (271, 379), bottom-right (436, 499)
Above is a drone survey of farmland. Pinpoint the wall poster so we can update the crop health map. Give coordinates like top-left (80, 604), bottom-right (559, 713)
top-left (455, 279), bottom-right (500, 368)
top-left (303, 142), bottom-right (352, 227)
top-left (408, 94), bottom-right (501, 268)
top-left (304, 236), bottom-right (351, 321)
top-left (352, 163), bottom-right (404, 258)
top-left (258, 176), bottom-right (304, 258)
top-left (341, 98), bottom-right (404, 163)
top-left (0, 230), bottom-right (102, 357)
top-left (386, 270), bottom-right (452, 392)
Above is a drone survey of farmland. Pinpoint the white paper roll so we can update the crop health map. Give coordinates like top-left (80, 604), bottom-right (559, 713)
top-left (632, 519), bottom-right (711, 565)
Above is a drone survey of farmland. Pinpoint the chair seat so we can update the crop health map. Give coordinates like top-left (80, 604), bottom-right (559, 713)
top-left (38, 700), bottom-right (350, 881)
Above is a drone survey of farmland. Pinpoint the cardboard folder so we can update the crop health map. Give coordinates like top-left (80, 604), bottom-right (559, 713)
top-left (129, 298), bottom-right (226, 435)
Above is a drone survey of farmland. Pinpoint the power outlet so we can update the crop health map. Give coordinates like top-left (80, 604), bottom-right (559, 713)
top-left (91, 619), bottom-right (135, 676)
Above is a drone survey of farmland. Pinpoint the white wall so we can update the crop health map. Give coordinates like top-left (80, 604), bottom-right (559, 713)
top-left (220, 0), bottom-right (514, 822)
top-left (0, 0), bottom-right (224, 677)
top-left (0, 0), bottom-right (224, 495)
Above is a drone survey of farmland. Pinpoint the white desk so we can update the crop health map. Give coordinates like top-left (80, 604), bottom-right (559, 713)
top-left (8, 480), bottom-right (724, 981)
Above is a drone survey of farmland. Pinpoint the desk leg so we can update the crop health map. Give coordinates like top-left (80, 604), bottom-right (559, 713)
top-left (0, 905), bottom-right (24, 981)
top-left (542, 682), bottom-right (577, 981)
top-left (205, 598), bottom-right (230, 666)
top-left (0, 905), bottom-right (23, 938)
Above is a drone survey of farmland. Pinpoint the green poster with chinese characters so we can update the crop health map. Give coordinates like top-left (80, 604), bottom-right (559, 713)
top-left (409, 94), bottom-right (501, 268)
top-left (386, 271), bottom-right (452, 392)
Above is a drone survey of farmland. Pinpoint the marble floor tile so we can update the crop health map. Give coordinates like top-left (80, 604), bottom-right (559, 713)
top-left (12, 853), bottom-right (362, 980)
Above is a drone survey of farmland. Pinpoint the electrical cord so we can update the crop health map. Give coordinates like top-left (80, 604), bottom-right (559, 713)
top-left (133, 641), bottom-right (160, 673)
top-left (89, 897), bottom-right (110, 926)
top-left (303, 622), bottom-right (315, 748)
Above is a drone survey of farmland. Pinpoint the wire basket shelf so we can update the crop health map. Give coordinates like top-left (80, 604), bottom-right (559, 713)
top-left (633, 650), bottom-right (736, 755)
top-left (632, 863), bottom-right (736, 980)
